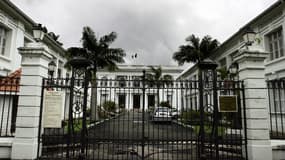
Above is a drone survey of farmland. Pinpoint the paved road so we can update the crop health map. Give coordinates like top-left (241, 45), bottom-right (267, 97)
top-left (88, 111), bottom-right (196, 142)
top-left (86, 111), bottom-right (197, 159)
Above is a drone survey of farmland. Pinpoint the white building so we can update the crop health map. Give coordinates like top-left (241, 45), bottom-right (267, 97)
top-left (0, 1), bottom-right (69, 159)
top-left (97, 65), bottom-right (184, 110)
top-left (0, 0), bottom-right (68, 78)
top-left (178, 1), bottom-right (285, 159)
top-left (178, 0), bottom-right (285, 81)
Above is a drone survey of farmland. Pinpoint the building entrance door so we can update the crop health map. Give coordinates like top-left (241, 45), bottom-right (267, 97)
top-left (133, 94), bottom-right (140, 109)
top-left (148, 94), bottom-right (155, 108)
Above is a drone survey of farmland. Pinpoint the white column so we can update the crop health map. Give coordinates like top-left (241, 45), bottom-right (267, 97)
top-left (234, 50), bottom-right (272, 160)
top-left (11, 43), bottom-right (52, 159)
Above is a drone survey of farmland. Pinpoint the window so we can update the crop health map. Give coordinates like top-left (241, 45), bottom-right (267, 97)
top-left (57, 61), bottom-right (63, 78)
top-left (117, 76), bottom-right (126, 87)
top-left (101, 94), bottom-right (108, 103)
top-left (132, 76), bottom-right (141, 87)
top-left (101, 76), bottom-right (108, 86)
top-left (267, 28), bottom-right (284, 60)
top-left (118, 94), bottom-right (126, 108)
top-left (167, 95), bottom-right (172, 107)
top-left (0, 26), bottom-right (7, 56)
top-left (268, 81), bottom-right (285, 113)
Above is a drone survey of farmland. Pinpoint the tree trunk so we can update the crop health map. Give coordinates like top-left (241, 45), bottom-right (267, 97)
top-left (90, 68), bottom-right (98, 121)
top-left (156, 85), bottom-right (160, 107)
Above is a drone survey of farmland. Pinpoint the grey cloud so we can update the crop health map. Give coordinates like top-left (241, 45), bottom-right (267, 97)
top-left (11, 0), bottom-right (277, 66)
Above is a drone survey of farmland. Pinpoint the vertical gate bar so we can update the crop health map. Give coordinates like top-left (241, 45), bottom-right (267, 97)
top-left (80, 69), bottom-right (89, 158)
top-left (142, 70), bottom-right (146, 160)
top-left (267, 81), bottom-right (273, 138)
top-left (37, 78), bottom-right (46, 158)
top-left (242, 82), bottom-right (248, 160)
top-left (280, 80), bottom-right (285, 137)
top-left (198, 69), bottom-right (205, 159)
top-left (278, 81), bottom-right (284, 135)
top-left (212, 69), bottom-right (219, 160)
top-left (68, 69), bottom-right (75, 158)
top-left (273, 81), bottom-right (279, 137)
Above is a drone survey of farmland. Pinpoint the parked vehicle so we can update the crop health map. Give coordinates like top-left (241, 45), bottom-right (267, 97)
top-left (170, 108), bottom-right (178, 119)
top-left (152, 107), bottom-right (172, 122)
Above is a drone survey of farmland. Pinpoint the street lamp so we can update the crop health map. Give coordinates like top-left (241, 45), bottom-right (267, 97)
top-left (229, 62), bottom-right (239, 80)
top-left (48, 61), bottom-right (56, 79)
top-left (242, 27), bottom-right (256, 47)
top-left (32, 23), bottom-right (47, 42)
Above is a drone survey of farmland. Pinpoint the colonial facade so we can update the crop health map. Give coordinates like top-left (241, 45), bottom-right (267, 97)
top-left (97, 65), bottom-right (184, 110)
top-left (0, 0), bottom-right (68, 78)
top-left (177, 1), bottom-right (285, 160)
top-left (0, 1), bottom-right (69, 159)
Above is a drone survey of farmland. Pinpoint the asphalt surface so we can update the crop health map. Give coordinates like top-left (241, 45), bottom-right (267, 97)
top-left (86, 111), bottom-right (197, 159)
top-left (88, 111), bottom-right (196, 142)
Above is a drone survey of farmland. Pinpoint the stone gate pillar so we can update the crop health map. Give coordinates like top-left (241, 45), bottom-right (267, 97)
top-left (234, 49), bottom-right (272, 160)
top-left (11, 43), bottom-right (52, 159)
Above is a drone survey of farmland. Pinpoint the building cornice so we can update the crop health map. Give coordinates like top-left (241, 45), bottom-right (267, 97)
top-left (211, 0), bottom-right (284, 59)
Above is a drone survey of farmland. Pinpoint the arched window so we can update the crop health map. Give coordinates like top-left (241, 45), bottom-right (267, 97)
top-left (133, 76), bottom-right (141, 87)
top-left (117, 76), bottom-right (126, 87)
top-left (101, 76), bottom-right (108, 86)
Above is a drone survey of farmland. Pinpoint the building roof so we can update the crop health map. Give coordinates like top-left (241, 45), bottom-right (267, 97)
top-left (0, 68), bottom-right (21, 92)
top-left (98, 64), bottom-right (184, 73)
top-left (0, 0), bottom-right (66, 55)
top-left (212, 0), bottom-right (284, 58)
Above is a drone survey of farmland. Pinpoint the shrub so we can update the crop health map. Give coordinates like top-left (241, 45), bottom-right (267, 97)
top-left (103, 101), bottom-right (116, 112)
top-left (159, 101), bottom-right (171, 108)
top-left (180, 110), bottom-right (211, 125)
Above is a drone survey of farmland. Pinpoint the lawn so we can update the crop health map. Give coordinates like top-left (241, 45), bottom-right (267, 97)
top-left (63, 119), bottom-right (91, 133)
top-left (193, 125), bottom-right (226, 136)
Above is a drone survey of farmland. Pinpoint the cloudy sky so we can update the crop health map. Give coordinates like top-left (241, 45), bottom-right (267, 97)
top-left (11, 0), bottom-right (276, 67)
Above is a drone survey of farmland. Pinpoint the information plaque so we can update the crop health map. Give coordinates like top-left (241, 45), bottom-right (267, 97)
top-left (218, 95), bottom-right (238, 112)
top-left (43, 90), bottom-right (64, 128)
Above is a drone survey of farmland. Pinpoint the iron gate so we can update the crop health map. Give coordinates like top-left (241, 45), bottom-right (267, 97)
top-left (38, 70), bottom-right (247, 160)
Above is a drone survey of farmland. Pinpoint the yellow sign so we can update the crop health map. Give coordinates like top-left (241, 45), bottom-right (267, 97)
top-left (219, 95), bottom-right (238, 112)
top-left (43, 91), bottom-right (64, 128)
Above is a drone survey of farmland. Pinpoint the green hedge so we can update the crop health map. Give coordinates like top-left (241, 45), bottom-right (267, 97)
top-left (103, 101), bottom-right (116, 112)
top-left (180, 110), bottom-right (212, 124)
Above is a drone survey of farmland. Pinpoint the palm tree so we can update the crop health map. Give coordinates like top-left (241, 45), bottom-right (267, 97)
top-left (67, 26), bottom-right (126, 121)
top-left (145, 66), bottom-right (173, 107)
top-left (173, 34), bottom-right (219, 65)
top-left (217, 67), bottom-right (229, 80)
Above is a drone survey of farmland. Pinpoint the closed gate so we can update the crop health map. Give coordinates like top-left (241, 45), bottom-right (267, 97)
top-left (38, 69), bottom-right (247, 160)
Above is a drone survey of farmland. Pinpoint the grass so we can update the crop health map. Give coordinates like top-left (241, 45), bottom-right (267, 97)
top-left (193, 125), bottom-right (226, 136)
top-left (63, 119), bottom-right (91, 133)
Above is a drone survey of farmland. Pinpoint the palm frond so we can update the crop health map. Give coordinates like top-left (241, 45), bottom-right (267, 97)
top-left (173, 34), bottom-right (219, 65)
top-left (99, 32), bottom-right (117, 46)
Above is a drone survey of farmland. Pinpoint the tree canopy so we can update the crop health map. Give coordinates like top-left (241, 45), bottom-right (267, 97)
top-left (173, 34), bottom-right (219, 65)
top-left (66, 26), bottom-right (126, 73)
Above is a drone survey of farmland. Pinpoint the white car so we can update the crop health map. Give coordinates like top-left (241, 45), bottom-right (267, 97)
top-left (170, 108), bottom-right (178, 119)
top-left (152, 107), bottom-right (172, 122)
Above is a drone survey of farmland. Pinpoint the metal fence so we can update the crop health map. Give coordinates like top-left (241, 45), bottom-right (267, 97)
top-left (0, 77), bottom-right (20, 137)
top-left (38, 74), bottom-right (247, 160)
top-left (267, 80), bottom-right (285, 139)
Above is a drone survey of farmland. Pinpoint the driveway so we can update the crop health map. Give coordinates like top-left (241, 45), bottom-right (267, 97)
top-left (88, 110), bottom-right (196, 142)
top-left (86, 110), bottom-right (197, 160)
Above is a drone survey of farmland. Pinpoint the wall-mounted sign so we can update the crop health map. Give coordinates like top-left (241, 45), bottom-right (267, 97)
top-left (218, 95), bottom-right (238, 112)
top-left (43, 90), bottom-right (64, 128)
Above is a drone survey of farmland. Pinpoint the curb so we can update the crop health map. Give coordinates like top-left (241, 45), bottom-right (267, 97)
top-left (172, 120), bottom-right (194, 130)
top-left (87, 112), bottom-right (123, 128)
